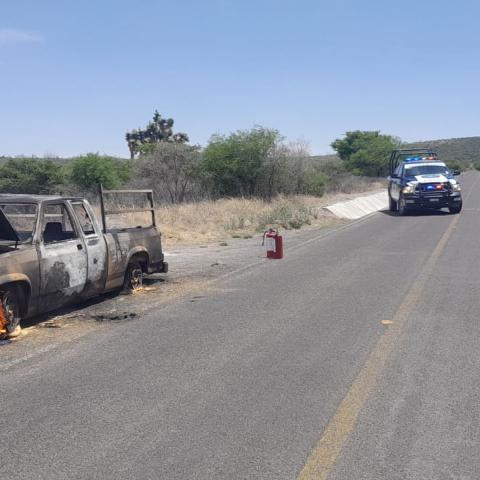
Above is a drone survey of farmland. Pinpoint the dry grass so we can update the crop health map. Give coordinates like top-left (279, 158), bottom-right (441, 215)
top-left (156, 188), bottom-right (383, 246)
top-left (93, 181), bottom-right (386, 247)
top-left (157, 196), bottom-right (313, 245)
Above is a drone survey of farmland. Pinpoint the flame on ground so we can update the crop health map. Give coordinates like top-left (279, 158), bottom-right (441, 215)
top-left (0, 297), bottom-right (8, 335)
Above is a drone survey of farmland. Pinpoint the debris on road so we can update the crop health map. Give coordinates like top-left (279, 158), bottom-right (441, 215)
top-left (39, 320), bottom-right (63, 328)
top-left (190, 295), bottom-right (205, 303)
top-left (94, 312), bottom-right (137, 322)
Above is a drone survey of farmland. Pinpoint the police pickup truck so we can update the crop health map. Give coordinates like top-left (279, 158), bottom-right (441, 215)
top-left (388, 148), bottom-right (462, 215)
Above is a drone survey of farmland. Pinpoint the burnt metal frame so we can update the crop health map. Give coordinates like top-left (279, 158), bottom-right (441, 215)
top-left (99, 185), bottom-right (156, 233)
top-left (0, 202), bottom-right (38, 247)
top-left (40, 202), bottom-right (80, 244)
top-left (389, 148), bottom-right (437, 176)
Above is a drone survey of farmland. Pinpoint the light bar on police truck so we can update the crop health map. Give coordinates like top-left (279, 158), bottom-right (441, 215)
top-left (404, 155), bottom-right (438, 162)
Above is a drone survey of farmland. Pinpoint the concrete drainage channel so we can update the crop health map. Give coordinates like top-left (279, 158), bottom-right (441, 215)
top-left (324, 190), bottom-right (388, 219)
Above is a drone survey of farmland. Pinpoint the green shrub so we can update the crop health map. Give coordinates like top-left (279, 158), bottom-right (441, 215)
top-left (200, 127), bottom-right (282, 197)
top-left (70, 153), bottom-right (131, 192)
top-left (446, 160), bottom-right (463, 172)
top-left (331, 131), bottom-right (400, 177)
top-left (472, 160), bottom-right (480, 171)
top-left (0, 158), bottom-right (64, 194)
top-left (256, 203), bottom-right (314, 231)
top-left (303, 171), bottom-right (328, 196)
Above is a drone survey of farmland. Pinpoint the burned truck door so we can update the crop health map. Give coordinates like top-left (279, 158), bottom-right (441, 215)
top-left (70, 201), bottom-right (108, 296)
top-left (38, 202), bottom-right (88, 308)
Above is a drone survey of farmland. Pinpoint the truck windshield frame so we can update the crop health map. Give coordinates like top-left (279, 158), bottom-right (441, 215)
top-left (404, 165), bottom-right (450, 177)
top-left (0, 203), bottom-right (38, 243)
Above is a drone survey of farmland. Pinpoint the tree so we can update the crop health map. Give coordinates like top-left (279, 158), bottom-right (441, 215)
top-left (331, 131), bottom-right (399, 176)
top-left (0, 158), bottom-right (64, 194)
top-left (70, 153), bottom-right (131, 192)
top-left (125, 110), bottom-right (189, 159)
top-left (302, 169), bottom-right (328, 196)
top-left (278, 140), bottom-right (313, 195)
top-left (200, 127), bottom-right (282, 197)
top-left (135, 143), bottom-right (201, 203)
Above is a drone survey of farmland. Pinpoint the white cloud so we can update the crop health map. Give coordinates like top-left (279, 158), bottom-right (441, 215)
top-left (0, 29), bottom-right (42, 46)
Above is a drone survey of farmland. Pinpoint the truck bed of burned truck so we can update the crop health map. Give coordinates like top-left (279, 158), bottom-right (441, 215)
top-left (0, 189), bottom-right (167, 338)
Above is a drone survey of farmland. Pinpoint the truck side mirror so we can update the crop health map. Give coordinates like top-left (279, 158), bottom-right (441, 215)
top-left (453, 170), bottom-right (461, 176)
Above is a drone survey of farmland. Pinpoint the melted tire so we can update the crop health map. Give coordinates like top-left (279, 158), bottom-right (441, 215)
top-left (123, 261), bottom-right (144, 292)
top-left (1, 286), bottom-right (23, 338)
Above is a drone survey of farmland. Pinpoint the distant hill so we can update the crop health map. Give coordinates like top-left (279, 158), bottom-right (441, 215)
top-left (311, 136), bottom-right (480, 168)
top-left (405, 136), bottom-right (480, 166)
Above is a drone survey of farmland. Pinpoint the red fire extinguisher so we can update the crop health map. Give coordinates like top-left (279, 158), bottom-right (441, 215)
top-left (262, 228), bottom-right (283, 259)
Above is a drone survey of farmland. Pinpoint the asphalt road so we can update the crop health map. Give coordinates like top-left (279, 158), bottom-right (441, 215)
top-left (2, 172), bottom-right (479, 480)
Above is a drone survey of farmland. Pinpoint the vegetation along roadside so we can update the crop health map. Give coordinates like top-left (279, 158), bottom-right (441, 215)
top-left (1, 111), bottom-right (477, 244)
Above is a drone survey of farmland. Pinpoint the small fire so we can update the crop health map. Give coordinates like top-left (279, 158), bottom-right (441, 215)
top-left (0, 297), bottom-right (8, 335)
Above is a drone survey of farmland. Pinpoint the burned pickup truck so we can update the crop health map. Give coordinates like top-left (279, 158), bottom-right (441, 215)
top-left (0, 188), bottom-right (167, 338)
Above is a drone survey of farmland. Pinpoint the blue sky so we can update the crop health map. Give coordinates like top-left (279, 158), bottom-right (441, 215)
top-left (1, 0), bottom-right (479, 157)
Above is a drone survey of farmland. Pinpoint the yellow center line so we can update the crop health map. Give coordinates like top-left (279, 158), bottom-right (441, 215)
top-left (296, 181), bottom-right (477, 479)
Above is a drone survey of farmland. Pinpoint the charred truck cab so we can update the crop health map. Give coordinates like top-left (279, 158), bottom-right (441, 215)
top-left (388, 148), bottom-right (463, 215)
top-left (0, 189), bottom-right (167, 338)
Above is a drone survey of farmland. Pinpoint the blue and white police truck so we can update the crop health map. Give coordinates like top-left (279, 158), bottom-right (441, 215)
top-left (387, 148), bottom-right (462, 215)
